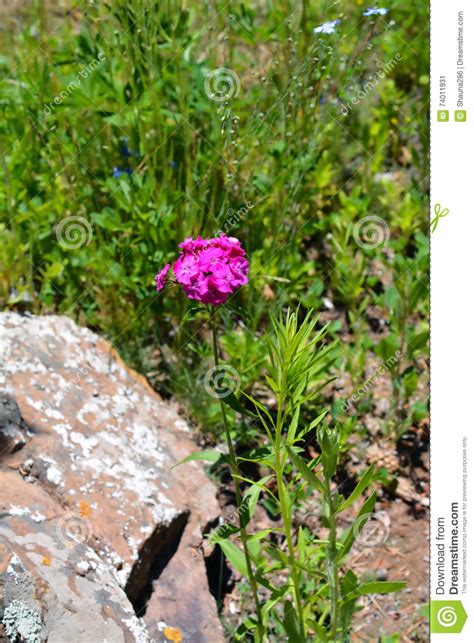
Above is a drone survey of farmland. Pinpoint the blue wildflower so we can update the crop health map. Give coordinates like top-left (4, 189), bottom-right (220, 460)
top-left (363, 7), bottom-right (388, 16)
top-left (314, 19), bottom-right (340, 35)
top-left (119, 137), bottom-right (139, 159)
top-left (113, 166), bottom-right (133, 178)
top-left (119, 136), bottom-right (132, 158)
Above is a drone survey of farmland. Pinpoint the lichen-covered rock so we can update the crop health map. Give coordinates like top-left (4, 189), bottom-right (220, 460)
top-left (0, 312), bottom-right (223, 642)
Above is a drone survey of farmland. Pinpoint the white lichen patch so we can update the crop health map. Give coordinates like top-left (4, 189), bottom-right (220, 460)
top-left (6, 506), bottom-right (47, 523)
top-left (46, 465), bottom-right (62, 486)
top-left (77, 400), bottom-right (110, 427)
top-left (27, 398), bottom-right (44, 412)
top-left (2, 600), bottom-right (42, 643)
top-left (31, 512), bottom-right (46, 523)
top-left (70, 432), bottom-right (99, 457)
top-left (151, 503), bottom-right (178, 526)
top-left (52, 422), bottom-right (73, 448)
top-left (44, 407), bottom-right (63, 420)
top-left (122, 616), bottom-right (150, 643)
top-left (76, 560), bottom-right (90, 572)
top-left (139, 525), bottom-right (153, 536)
top-left (174, 418), bottom-right (190, 432)
top-left (6, 553), bottom-right (25, 583)
top-left (116, 564), bottom-right (132, 587)
top-left (7, 506), bottom-right (28, 517)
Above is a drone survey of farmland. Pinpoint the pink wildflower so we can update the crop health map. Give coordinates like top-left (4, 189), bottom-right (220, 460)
top-left (155, 234), bottom-right (249, 305)
top-left (155, 264), bottom-right (170, 291)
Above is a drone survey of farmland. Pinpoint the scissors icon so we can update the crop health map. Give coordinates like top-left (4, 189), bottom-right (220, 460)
top-left (430, 203), bottom-right (449, 233)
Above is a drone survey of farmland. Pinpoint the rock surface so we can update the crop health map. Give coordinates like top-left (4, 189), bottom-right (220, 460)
top-left (0, 312), bottom-right (223, 642)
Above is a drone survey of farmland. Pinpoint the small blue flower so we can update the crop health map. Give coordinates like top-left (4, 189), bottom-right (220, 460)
top-left (363, 7), bottom-right (388, 16)
top-left (120, 144), bottom-right (132, 158)
top-left (113, 166), bottom-right (133, 178)
top-left (118, 136), bottom-right (132, 158)
top-left (314, 19), bottom-right (340, 35)
top-left (119, 137), bottom-right (140, 159)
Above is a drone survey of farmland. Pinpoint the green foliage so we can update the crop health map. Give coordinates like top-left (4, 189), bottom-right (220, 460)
top-left (1, 2), bottom-right (428, 441)
top-left (207, 311), bottom-right (406, 640)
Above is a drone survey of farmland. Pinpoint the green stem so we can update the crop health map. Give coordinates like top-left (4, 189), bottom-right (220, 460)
top-left (325, 477), bottom-right (340, 640)
top-left (275, 402), bottom-right (306, 638)
top-left (210, 315), bottom-right (264, 641)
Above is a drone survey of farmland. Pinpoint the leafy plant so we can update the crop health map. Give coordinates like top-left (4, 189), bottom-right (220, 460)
top-left (208, 310), bottom-right (405, 640)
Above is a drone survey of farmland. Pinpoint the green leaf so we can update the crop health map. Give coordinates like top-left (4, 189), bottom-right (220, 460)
top-left (356, 581), bottom-right (406, 596)
top-left (298, 410), bottom-right (329, 440)
top-left (286, 445), bottom-right (325, 492)
top-left (341, 569), bottom-right (358, 595)
top-left (238, 446), bottom-right (275, 470)
top-left (339, 570), bottom-right (359, 637)
top-left (261, 588), bottom-right (287, 626)
top-left (282, 600), bottom-right (303, 642)
top-left (293, 559), bottom-right (326, 578)
top-left (318, 425), bottom-right (339, 479)
top-left (220, 540), bottom-right (249, 578)
top-left (297, 526), bottom-right (306, 559)
top-left (336, 491), bottom-right (377, 561)
top-left (287, 406), bottom-right (301, 444)
top-left (172, 450), bottom-right (221, 468)
top-left (337, 464), bottom-right (375, 513)
top-left (343, 580), bottom-right (407, 603)
top-left (178, 306), bottom-right (203, 328)
top-left (234, 617), bottom-right (257, 640)
top-left (248, 527), bottom-right (284, 542)
top-left (409, 330), bottom-right (429, 351)
top-left (210, 485), bottom-right (267, 545)
top-left (222, 390), bottom-right (257, 418)
top-left (243, 475), bottom-right (274, 518)
top-left (209, 522), bottom-right (239, 544)
top-left (402, 368), bottom-right (418, 398)
top-left (306, 620), bottom-right (328, 641)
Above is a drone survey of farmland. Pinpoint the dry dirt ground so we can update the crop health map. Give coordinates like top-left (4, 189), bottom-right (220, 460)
top-left (350, 500), bottom-right (429, 641)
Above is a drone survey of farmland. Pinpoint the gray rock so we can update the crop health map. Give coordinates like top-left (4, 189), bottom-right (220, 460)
top-left (0, 312), bottom-right (223, 642)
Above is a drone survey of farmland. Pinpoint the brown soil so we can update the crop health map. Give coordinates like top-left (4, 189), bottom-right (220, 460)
top-left (350, 500), bottom-right (429, 641)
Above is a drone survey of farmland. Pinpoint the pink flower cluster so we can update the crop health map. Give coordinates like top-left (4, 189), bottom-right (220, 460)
top-left (155, 235), bottom-right (249, 306)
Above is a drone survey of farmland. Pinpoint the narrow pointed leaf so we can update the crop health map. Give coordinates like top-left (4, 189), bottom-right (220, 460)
top-left (286, 445), bottom-right (325, 492)
top-left (343, 580), bottom-right (407, 602)
top-left (336, 491), bottom-right (377, 561)
top-left (172, 450), bottom-right (221, 468)
top-left (356, 581), bottom-right (407, 595)
top-left (287, 406), bottom-right (301, 443)
top-left (219, 540), bottom-right (249, 578)
top-left (282, 600), bottom-right (303, 642)
top-left (337, 464), bottom-right (375, 513)
top-left (298, 410), bottom-right (329, 439)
